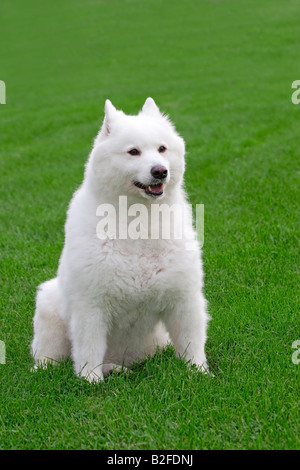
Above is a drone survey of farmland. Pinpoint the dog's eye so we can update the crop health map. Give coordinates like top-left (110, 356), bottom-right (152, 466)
top-left (158, 145), bottom-right (167, 153)
top-left (128, 148), bottom-right (141, 156)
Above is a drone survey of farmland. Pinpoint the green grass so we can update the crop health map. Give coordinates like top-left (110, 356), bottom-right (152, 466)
top-left (0, 0), bottom-right (299, 450)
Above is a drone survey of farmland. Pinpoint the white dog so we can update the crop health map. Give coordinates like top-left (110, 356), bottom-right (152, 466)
top-left (31, 98), bottom-right (210, 382)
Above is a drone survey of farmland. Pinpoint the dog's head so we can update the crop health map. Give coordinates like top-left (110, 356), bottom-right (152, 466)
top-left (90, 98), bottom-right (185, 200)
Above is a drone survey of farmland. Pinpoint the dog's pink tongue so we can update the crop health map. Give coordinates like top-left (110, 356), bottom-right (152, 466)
top-left (150, 184), bottom-right (163, 193)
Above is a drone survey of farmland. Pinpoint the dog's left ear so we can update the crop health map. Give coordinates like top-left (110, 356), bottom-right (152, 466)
top-left (142, 97), bottom-right (161, 116)
top-left (102, 99), bottom-right (117, 136)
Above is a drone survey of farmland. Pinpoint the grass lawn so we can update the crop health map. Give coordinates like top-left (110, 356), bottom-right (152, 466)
top-left (0, 0), bottom-right (299, 450)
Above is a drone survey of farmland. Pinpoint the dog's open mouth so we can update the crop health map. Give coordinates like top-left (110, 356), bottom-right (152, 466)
top-left (134, 181), bottom-right (164, 197)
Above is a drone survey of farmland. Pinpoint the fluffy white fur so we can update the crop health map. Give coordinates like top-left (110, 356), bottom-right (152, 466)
top-left (31, 98), bottom-right (210, 382)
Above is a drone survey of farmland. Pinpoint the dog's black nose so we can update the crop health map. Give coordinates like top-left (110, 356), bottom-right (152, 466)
top-left (151, 166), bottom-right (168, 180)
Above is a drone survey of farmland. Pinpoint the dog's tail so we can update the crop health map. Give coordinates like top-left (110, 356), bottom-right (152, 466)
top-left (31, 277), bottom-right (70, 367)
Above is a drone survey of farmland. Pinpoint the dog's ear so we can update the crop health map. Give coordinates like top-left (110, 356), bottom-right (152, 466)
top-left (105, 99), bottom-right (117, 119)
top-left (142, 97), bottom-right (161, 116)
top-left (102, 99), bottom-right (117, 136)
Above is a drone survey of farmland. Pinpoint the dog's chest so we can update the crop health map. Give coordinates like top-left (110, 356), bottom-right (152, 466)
top-left (107, 254), bottom-right (174, 328)
top-left (95, 239), bottom-right (177, 308)
top-left (107, 242), bottom-right (168, 287)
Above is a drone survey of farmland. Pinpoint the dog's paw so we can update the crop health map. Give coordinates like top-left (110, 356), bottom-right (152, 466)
top-left (196, 361), bottom-right (209, 374)
top-left (78, 364), bottom-right (104, 383)
top-left (83, 370), bottom-right (104, 383)
top-left (189, 361), bottom-right (214, 377)
top-left (31, 359), bottom-right (53, 372)
top-left (102, 363), bottom-right (129, 377)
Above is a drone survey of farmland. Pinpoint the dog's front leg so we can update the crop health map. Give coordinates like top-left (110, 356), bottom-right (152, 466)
top-left (163, 292), bottom-right (210, 373)
top-left (70, 303), bottom-right (108, 382)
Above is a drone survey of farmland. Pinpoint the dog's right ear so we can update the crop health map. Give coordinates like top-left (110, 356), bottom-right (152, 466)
top-left (142, 97), bottom-right (161, 116)
top-left (102, 99), bottom-right (117, 136)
